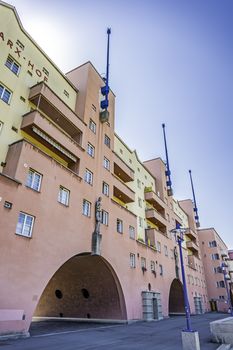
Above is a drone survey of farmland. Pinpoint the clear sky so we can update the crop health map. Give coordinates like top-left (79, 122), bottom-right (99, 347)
top-left (12, 0), bottom-right (233, 247)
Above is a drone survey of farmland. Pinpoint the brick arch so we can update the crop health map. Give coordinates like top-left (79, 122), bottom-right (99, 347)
top-left (168, 278), bottom-right (185, 315)
top-left (34, 253), bottom-right (127, 320)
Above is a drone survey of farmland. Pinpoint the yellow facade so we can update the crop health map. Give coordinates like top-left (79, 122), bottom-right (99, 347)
top-left (0, 2), bottom-right (78, 171)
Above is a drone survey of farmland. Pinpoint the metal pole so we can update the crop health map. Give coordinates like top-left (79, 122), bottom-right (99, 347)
top-left (177, 236), bottom-right (193, 331)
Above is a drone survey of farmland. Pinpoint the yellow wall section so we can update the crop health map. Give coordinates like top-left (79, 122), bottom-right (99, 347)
top-left (0, 4), bottom-right (78, 171)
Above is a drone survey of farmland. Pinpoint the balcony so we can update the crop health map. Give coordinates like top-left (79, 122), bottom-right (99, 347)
top-left (145, 209), bottom-right (167, 234)
top-left (28, 82), bottom-right (84, 142)
top-left (186, 241), bottom-right (199, 255)
top-left (185, 228), bottom-right (197, 240)
top-left (221, 252), bottom-right (228, 258)
top-left (113, 153), bottom-right (134, 182)
top-left (21, 110), bottom-right (83, 167)
top-left (113, 175), bottom-right (135, 204)
top-left (145, 228), bottom-right (157, 247)
top-left (144, 189), bottom-right (165, 213)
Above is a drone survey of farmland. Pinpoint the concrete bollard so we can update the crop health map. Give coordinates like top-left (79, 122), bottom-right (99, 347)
top-left (181, 330), bottom-right (201, 350)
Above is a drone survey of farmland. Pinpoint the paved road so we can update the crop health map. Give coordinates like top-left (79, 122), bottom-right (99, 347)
top-left (0, 313), bottom-right (227, 350)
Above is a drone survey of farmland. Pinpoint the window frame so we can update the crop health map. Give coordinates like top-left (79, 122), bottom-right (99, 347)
top-left (130, 253), bottom-right (136, 268)
top-left (129, 225), bottom-right (135, 239)
top-left (101, 210), bottom-right (109, 226)
top-left (104, 134), bottom-right (111, 148)
top-left (89, 119), bottom-right (96, 134)
top-left (16, 212), bottom-right (34, 238)
top-left (58, 186), bottom-right (70, 206)
top-left (117, 218), bottom-right (123, 234)
top-left (87, 142), bottom-right (95, 157)
top-left (103, 157), bottom-right (110, 171)
top-left (83, 199), bottom-right (91, 217)
top-left (0, 83), bottom-right (12, 104)
top-left (84, 169), bottom-right (93, 185)
top-left (102, 182), bottom-right (109, 196)
top-left (26, 168), bottom-right (42, 192)
top-left (5, 55), bottom-right (20, 76)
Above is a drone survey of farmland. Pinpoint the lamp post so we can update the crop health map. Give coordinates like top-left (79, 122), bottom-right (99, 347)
top-left (171, 223), bottom-right (200, 350)
top-left (221, 262), bottom-right (233, 316)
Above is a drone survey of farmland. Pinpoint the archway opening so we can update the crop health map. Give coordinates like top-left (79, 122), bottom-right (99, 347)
top-left (34, 254), bottom-right (126, 320)
top-left (168, 278), bottom-right (185, 315)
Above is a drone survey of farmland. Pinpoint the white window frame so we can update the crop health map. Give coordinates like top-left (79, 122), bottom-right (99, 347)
top-left (84, 169), bottom-right (93, 185)
top-left (137, 179), bottom-right (141, 189)
top-left (129, 225), bottom-right (135, 239)
top-left (16, 212), bottom-right (34, 238)
top-left (130, 253), bottom-right (136, 268)
top-left (89, 119), bottom-right (96, 134)
top-left (58, 186), bottom-right (70, 206)
top-left (5, 55), bottom-right (20, 75)
top-left (157, 241), bottom-right (161, 253)
top-left (0, 121), bottom-right (3, 134)
top-left (164, 245), bottom-right (168, 256)
top-left (83, 199), bottom-right (91, 217)
top-left (138, 197), bottom-right (142, 208)
top-left (141, 257), bottom-right (146, 269)
top-left (159, 264), bottom-right (163, 276)
top-left (87, 142), bottom-right (95, 157)
top-left (139, 217), bottom-right (143, 228)
top-left (117, 218), bottom-right (123, 233)
top-left (26, 168), bottom-right (42, 192)
top-left (102, 182), bottom-right (109, 196)
top-left (0, 83), bottom-right (12, 104)
top-left (101, 210), bottom-right (109, 226)
top-left (103, 157), bottom-right (110, 170)
top-left (151, 260), bottom-right (155, 272)
top-left (104, 134), bottom-right (111, 148)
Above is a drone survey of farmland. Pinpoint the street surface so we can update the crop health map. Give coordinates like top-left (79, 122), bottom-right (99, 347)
top-left (0, 313), bottom-right (227, 350)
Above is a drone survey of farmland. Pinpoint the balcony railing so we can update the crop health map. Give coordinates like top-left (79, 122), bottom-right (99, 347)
top-left (144, 189), bottom-right (165, 212)
top-left (145, 209), bottom-right (167, 234)
top-left (113, 152), bottom-right (134, 182)
top-left (186, 241), bottom-right (199, 256)
top-left (113, 175), bottom-right (135, 204)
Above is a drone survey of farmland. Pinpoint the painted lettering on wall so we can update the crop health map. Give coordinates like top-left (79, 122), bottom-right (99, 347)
top-left (0, 31), bottom-right (48, 82)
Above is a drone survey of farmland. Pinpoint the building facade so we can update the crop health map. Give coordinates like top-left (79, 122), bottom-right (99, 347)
top-left (0, 1), bottom-right (230, 338)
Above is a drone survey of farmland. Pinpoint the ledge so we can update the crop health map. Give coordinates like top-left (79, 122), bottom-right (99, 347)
top-left (0, 173), bottom-right (22, 185)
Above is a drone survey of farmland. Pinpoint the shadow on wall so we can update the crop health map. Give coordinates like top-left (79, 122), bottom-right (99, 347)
top-left (34, 253), bottom-right (127, 320)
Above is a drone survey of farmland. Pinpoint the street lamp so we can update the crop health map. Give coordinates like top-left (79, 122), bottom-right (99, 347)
top-left (221, 262), bottom-right (233, 316)
top-left (171, 223), bottom-right (200, 350)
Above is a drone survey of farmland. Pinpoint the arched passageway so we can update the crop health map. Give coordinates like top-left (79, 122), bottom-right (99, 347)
top-left (34, 254), bottom-right (127, 320)
top-left (168, 278), bottom-right (185, 315)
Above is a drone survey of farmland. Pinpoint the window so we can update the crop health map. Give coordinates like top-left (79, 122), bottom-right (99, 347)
top-left (139, 217), bottom-right (143, 228)
top-left (85, 169), bottom-right (93, 185)
top-left (87, 142), bottom-right (95, 157)
top-left (89, 119), bottom-right (96, 133)
top-left (104, 134), bottom-right (110, 148)
top-left (141, 257), bottom-right (146, 269)
top-left (157, 241), bottom-right (161, 253)
top-left (26, 169), bottom-right (42, 192)
top-left (164, 245), bottom-right (168, 256)
top-left (0, 121), bottom-right (4, 134)
top-left (209, 240), bottom-right (217, 247)
top-left (129, 225), bottom-right (135, 239)
top-left (151, 260), bottom-right (155, 272)
top-left (58, 186), bottom-right (70, 206)
top-left (5, 56), bottom-right (20, 75)
top-left (117, 219), bottom-right (123, 233)
top-left (138, 197), bottom-right (142, 208)
top-left (103, 157), bottom-right (110, 170)
top-left (130, 253), bottom-right (136, 268)
top-left (219, 295), bottom-right (225, 300)
top-left (83, 199), bottom-right (91, 217)
top-left (159, 264), bottom-right (163, 276)
top-left (63, 90), bottom-right (69, 98)
top-left (0, 83), bottom-right (12, 104)
top-left (211, 253), bottom-right (220, 260)
top-left (137, 179), bottom-right (141, 189)
top-left (101, 210), bottom-right (109, 225)
top-left (120, 149), bottom-right (123, 154)
top-left (16, 212), bottom-right (34, 238)
top-left (102, 182), bottom-right (109, 196)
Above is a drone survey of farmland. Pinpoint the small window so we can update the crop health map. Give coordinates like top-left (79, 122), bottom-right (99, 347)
top-left (137, 179), bottom-right (141, 189)
top-left (129, 225), bottom-right (135, 239)
top-left (0, 121), bottom-right (4, 134)
top-left (63, 90), bottom-right (69, 98)
top-left (16, 212), bottom-right (34, 238)
top-left (87, 142), bottom-right (95, 157)
top-left (151, 260), bottom-right (155, 272)
top-left (157, 241), bottom-right (161, 253)
top-left (164, 245), bottom-right (168, 256)
top-left (120, 149), bottom-right (123, 154)
top-left (83, 199), bottom-right (91, 217)
top-left (102, 182), bottom-right (109, 196)
top-left (84, 169), bottom-right (93, 185)
top-left (117, 218), bottom-right (123, 233)
top-left (209, 240), bottom-right (217, 247)
top-left (129, 159), bottom-right (132, 164)
top-left (26, 168), bottom-right (42, 192)
top-left (101, 210), bottom-right (109, 226)
top-left (130, 253), bottom-right (136, 268)
top-left (5, 56), bottom-right (20, 75)
top-left (159, 264), bottom-right (163, 276)
top-left (89, 119), bottom-right (96, 134)
top-left (58, 186), bottom-right (70, 206)
top-left (104, 134), bottom-right (110, 148)
top-left (141, 257), bottom-right (146, 269)
top-left (137, 167), bottom-right (140, 172)
top-left (103, 157), bottom-right (110, 171)
top-left (139, 217), bottom-right (143, 228)
top-left (138, 197), bottom-right (142, 208)
top-left (0, 83), bottom-right (12, 104)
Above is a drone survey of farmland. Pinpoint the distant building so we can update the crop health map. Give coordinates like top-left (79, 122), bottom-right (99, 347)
top-left (0, 0), bottom-right (230, 339)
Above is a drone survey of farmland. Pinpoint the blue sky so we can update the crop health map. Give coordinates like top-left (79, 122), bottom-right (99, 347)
top-left (14, 0), bottom-right (233, 247)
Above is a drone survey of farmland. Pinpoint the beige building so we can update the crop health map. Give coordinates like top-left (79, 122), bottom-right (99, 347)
top-left (199, 228), bottom-right (230, 312)
top-left (0, 0), bottom-right (230, 339)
